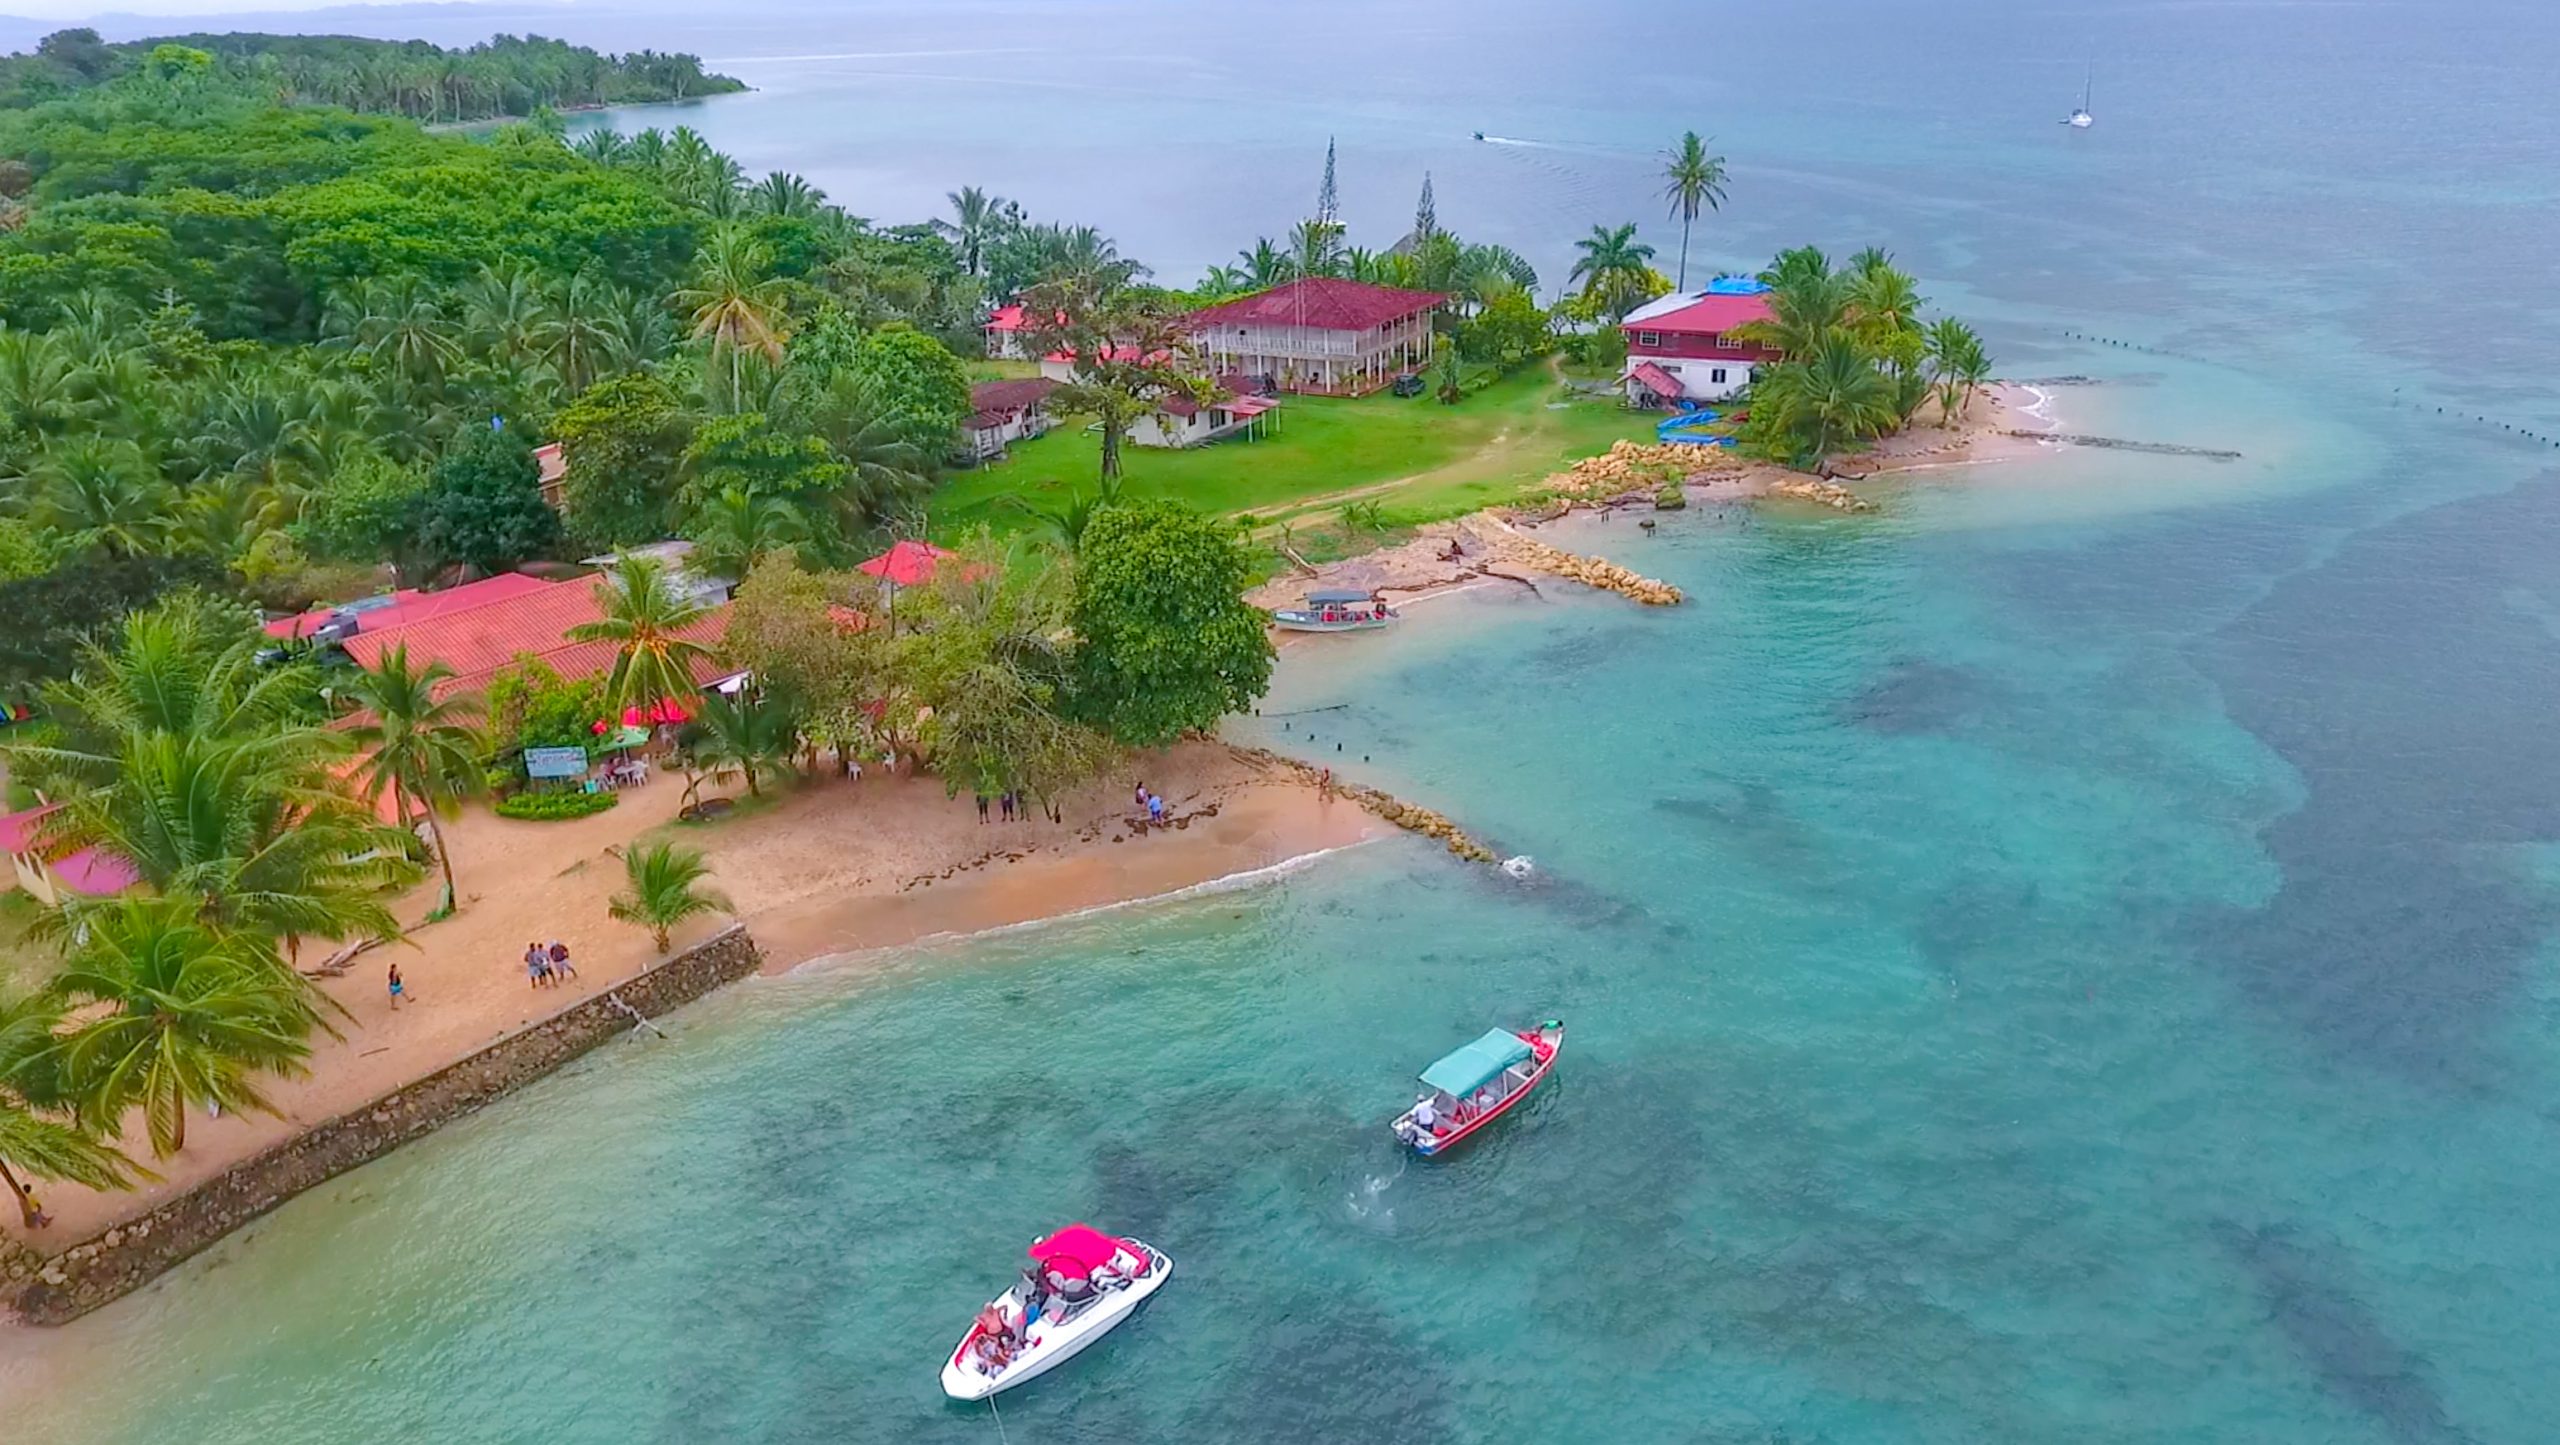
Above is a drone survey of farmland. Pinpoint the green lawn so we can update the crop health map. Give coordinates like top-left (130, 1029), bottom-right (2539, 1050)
top-left (931, 363), bottom-right (1655, 538)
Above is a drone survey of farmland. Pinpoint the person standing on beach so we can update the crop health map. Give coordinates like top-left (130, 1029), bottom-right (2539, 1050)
top-left (999, 791), bottom-right (1016, 822)
top-left (387, 962), bottom-right (407, 1007)
top-left (976, 793), bottom-right (991, 824)
top-left (16, 1181), bottom-right (51, 1230)
top-left (1147, 792), bottom-right (1167, 825)
top-left (548, 941), bottom-right (578, 982)
top-left (526, 942), bottom-right (551, 989)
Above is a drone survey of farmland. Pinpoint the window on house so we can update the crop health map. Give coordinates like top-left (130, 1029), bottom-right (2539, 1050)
top-left (1716, 334), bottom-right (1742, 351)
top-left (1711, 368), bottom-right (1727, 385)
top-left (1637, 331), bottom-right (1661, 348)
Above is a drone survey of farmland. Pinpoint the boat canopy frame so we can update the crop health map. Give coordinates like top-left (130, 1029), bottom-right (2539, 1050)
top-left (1305, 588), bottom-right (1377, 605)
top-left (1419, 1029), bottom-right (1535, 1098)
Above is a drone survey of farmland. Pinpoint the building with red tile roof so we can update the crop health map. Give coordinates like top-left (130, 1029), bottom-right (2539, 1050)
top-left (263, 573), bottom-right (555, 642)
top-left (2, 803), bottom-right (137, 904)
top-left (1186, 278), bottom-right (1444, 395)
top-left (1618, 287), bottom-right (1780, 404)
top-left (965, 377), bottom-right (1060, 461)
top-left (338, 574), bottom-right (731, 704)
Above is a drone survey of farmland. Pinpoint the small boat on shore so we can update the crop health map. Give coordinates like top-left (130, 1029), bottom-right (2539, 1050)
top-left (1271, 588), bottom-right (1395, 633)
top-left (1391, 1019), bottom-right (1563, 1156)
top-left (941, 1224), bottom-right (1172, 1400)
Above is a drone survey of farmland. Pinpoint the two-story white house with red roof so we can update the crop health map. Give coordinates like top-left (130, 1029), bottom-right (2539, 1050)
top-left (1186, 277), bottom-right (1444, 396)
top-left (1618, 288), bottom-right (1782, 406)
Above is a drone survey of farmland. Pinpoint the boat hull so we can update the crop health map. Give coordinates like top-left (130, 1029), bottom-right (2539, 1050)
top-left (940, 1242), bottom-right (1173, 1401)
top-left (1393, 1024), bottom-right (1563, 1156)
top-left (1271, 612), bottom-right (1391, 633)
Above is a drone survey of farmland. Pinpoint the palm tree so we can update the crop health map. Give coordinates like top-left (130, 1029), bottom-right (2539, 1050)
top-left (748, 170), bottom-right (826, 218)
top-left (1658, 131), bottom-right (1729, 292)
top-left (1, 987), bottom-right (139, 1224)
top-left (9, 602), bottom-right (418, 948)
top-left (50, 897), bottom-right (318, 1158)
top-left (324, 276), bottom-right (462, 388)
top-left (570, 127), bottom-right (626, 164)
top-left (1727, 263), bottom-right (1852, 362)
top-left (29, 437), bottom-right (170, 556)
top-left (1236, 238), bottom-right (1291, 289)
top-left (1005, 473), bottom-right (1123, 554)
top-left (685, 688), bottom-right (797, 799)
top-left (1568, 223), bottom-right (1661, 322)
top-left (1847, 254), bottom-right (1925, 372)
top-left (809, 371), bottom-right (934, 528)
top-left (342, 646), bottom-right (487, 910)
top-left (942, 185), bottom-right (1005, 276)
top-left (1764, 334), bottom-right (1898, 461)
top-left (456, 262), bottom-right (545, 365)
top-left (568, 555), bottom-right (717, 717)
top-left (0, 327), bottom-right (85, 438)
top-left (684, 487), bottom-right (809, 579)
top-left (530, 269), bottom-right (635, 397)
top-left (607, 841), bottom-right (732, 954)
top-left (671, 228), bottom-right (791, 411)
top-left (1925, 317), bottom-right (1992, 424)
top-left (1288, 217), bottom-right (1347, 279)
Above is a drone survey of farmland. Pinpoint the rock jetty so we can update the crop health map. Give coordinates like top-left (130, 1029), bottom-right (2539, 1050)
top-left (1234, 746), bottom-right (1498, 865)
top-left (1769, 477), bottom-right (1875, 512)
top-left (1487, 528), bottom-right (1684, 605)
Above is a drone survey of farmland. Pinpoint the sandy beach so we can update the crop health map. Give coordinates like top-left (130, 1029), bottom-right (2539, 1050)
top-left (10, 742), bottom-right (1385, 1248)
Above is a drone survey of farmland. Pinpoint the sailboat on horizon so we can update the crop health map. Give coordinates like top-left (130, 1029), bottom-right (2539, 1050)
top-left (2064, 62), bottom-right (2094, 128)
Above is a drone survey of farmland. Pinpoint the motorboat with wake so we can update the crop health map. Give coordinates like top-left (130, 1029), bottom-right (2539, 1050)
top-left (1271, 588), bottom-right (1396, 633)
top-left (2063, 63), bottom-right (2094, 128)
top-left (1391, 1019), bottom-right (1563, 1156)
top-left (940, 1223), bottom-right (1172, 1400)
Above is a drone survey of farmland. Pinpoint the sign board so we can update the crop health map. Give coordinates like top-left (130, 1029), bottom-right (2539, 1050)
top-left (523, 746), bottom-right (589, 780)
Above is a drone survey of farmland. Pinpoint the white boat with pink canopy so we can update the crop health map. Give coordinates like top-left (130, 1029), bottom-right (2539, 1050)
top-left (940, 1223), bottom-right (1172, 1400)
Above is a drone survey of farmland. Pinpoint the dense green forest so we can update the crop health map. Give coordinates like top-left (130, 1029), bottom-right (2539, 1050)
top-left (0, 27), bottom-right (742, 120)
top-left (0, 50), bottom-right (1144, 693)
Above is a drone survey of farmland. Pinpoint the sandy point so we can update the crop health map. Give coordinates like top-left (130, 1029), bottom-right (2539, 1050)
top-left (5, 741), bottom-right (1380, 1254)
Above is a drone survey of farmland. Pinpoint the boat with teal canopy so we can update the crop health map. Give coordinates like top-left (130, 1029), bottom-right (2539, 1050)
top-left (1393, 1019), bottom-right (1564, 1157)
top-left (1420, 1029), bottom-right (1535, 1097)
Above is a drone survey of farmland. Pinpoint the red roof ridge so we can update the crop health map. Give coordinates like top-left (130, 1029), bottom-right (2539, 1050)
top-left (1187, 277), bottom-right (1446, 334)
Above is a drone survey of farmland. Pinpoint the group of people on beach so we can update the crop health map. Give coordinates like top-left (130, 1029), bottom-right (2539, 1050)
top-left (1131, 782), bottom-right (1168, 826)
top-left (974, 790), bottom-right (1030, 823)
top-left (523, 941), bottom-right (579, 989)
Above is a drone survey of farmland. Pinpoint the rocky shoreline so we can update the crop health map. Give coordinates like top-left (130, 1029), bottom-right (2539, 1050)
top-left (3, 928), bottom-right (765, 1327)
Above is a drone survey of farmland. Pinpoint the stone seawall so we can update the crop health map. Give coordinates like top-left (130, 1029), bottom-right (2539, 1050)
top-left (2, 925), bottom-right (764, 1327)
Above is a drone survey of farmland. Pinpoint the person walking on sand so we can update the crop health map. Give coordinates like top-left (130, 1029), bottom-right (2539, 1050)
top-left (17, 1181), bottom-right (52, 1230)
top-left (387, 961), bottom-right (407, 1007)
top-left (1147, 792), bottom-right (1167, 825)
top-left (548, 941), bottom-right (578, 982)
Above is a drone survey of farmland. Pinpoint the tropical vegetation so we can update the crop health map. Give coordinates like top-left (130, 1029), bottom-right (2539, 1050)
top-left (607, 841), bottom-right (731, 954)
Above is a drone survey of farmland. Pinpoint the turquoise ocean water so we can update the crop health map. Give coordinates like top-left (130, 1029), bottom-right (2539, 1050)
top-left (14, 0), bottom-right (2560, 1439)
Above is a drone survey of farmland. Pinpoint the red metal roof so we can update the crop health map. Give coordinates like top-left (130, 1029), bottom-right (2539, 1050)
top-left (1621, 292), bottom-right (1774, 337)
top-left (339, 575), bottom-right (728, 703)
top-left (0, 803), bottom-right (58, 856)
top-left (1627, 362), bottom-right (1684, 399)
top-left (986, 304), bottom-right (1026, 331)
top-left (966, 377), bottom-right (1059, 428)
top-left (857, 540), bottom-right (959, 588)
top-left (1187, 277), bottom-right (1445, 334)
top-left (51, 847), bottom-right (139, 896)
top-left (263, 574), bottom-right (553, 641)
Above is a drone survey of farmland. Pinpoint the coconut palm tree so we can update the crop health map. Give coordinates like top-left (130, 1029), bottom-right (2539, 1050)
top-left (1847, 254), bottom-right (1926, 372)
top-left (50, 897), bottom-right (318, 1158)
top-left (1, 987), bottom-right (139, 1224)
top-left (1568, 223), bottom-right (1661, 322)
top-left (1759, 334), bottom-right (1898, 462)
top-left (0, 327), bottom-right (86, 438)
top-left (324, 276), bottom-right (462, 388)
top-left (748, 170), bottom-right (826, 218)
top-left (685, 688), bottom-right (797, 799)
top-left (1236, 238), bottom-right (1291, 289)
top-left (530, 269), bottom-right (635, 397)
top-left (1289, 217), bottom-right (1347, 279)
top-left (456, 262), bottom-right (545, 365)
top-left (941, 185), bottom-right (1006, 277)
top-left (1658, 132), bottom-right (1729, 292)
top-left (1925, 317), bottom-right (1992, 424)
top-left (10, 601), bottom-right (418, 948)
top-left (1005, 473), bottom-right (1123, 554)
top-left (28, 437), bottom-right (170, 556)
top-left (684, 487), bottom-right (809, 579)
top-left (342, 646), bottom-right (487, 910)
top-left (808, 371), bottom-right (934, 528)
top-left (607, 841), bottom-right (732, 954)
top-left (568, 555), bottom-right (717, 717)
top-left (671, 227), bottom-right (791, 411)
top-left (570, 127), bottom-right (627, 164)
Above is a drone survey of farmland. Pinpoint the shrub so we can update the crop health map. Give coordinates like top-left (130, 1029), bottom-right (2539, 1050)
top-left (494, 790), bottom-right (618, 821)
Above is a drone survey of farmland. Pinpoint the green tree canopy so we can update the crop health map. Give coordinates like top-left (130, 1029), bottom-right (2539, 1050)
top-left (1068, 501), bottom-right (1273, 748)
top-left (551, 371), bottom-right (690, 547)
top-left (416, 422), bottom-right (562, 575)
